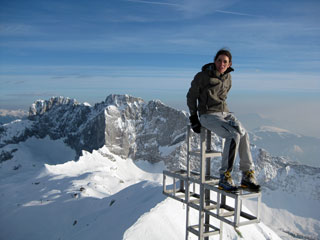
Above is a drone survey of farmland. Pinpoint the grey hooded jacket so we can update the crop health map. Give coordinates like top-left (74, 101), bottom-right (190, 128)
top-left (186, 63), bottom-right (234, 116)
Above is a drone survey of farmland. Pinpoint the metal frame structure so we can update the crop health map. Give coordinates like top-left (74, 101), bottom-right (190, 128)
top-left (163, 126), bottom-right (261, 239)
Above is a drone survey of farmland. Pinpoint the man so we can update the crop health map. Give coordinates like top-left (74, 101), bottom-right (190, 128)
top-left (186, 48), bottom-right (260, 192)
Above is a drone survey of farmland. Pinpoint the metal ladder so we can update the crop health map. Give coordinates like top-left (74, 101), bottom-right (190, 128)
top-left (163, 125), bottom-right (261, 240)
top-left (185, 126), bottom-right (221, 239)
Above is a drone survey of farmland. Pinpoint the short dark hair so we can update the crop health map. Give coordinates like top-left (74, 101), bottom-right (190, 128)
top-left (214, 48), bottom-right (232, 63)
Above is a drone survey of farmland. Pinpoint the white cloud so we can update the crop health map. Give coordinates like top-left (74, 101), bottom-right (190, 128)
top-left (0, 24), bottom-right (39, 36)
top-left (126, 0), bottom-right (238, 19)
top-left (215, 9), bottom-right (260, 17)
top-left (126, 0), bottom-right (180, 7)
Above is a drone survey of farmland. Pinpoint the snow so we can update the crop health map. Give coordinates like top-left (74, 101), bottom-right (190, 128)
top-left (159, 144), bottom-right (178, 156)
top-left (0, 119), bottom-right (33, 144)
top-left (292, 144), bottom-right (303, 153)
top-left (1, 139), bottom-right (282, 240)
top-left (253, 189), bottom-right (320, 239)
top-left (83, 102), bottom-right (91, 107)
top-left (257, 126), bottom-right (292, 133)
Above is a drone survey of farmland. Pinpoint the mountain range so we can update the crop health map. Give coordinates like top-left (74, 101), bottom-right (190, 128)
top-left (0, 109), bottom-right (27, 125)
top-left (0, 94), bottom-right (319, 239)
top-left (250, 126), bottom-right (320, 167)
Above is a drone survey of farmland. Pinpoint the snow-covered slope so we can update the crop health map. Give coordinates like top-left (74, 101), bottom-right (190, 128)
top-left (0, 139), bottom-right (280, 240)
top-left (250, 147), bottom-right (320, 239)
top-left (1, 94), bottom-right (320, 239)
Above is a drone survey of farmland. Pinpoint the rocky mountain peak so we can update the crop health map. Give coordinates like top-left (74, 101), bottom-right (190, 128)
top-left (29, 96), bottom-right (79, 117)
top-left (2, 94), bottom-right (189, 166)
top-left (104, 94), bottom-right (145, 108)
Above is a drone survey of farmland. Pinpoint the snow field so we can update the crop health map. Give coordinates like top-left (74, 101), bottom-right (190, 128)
top-left (0, 137), bottom-right (281, 240)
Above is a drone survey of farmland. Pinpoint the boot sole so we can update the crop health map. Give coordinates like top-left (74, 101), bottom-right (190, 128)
top-left (240, 184), bottom-right (261, 192)
top-left (218, 186), bottom-right (239, 193)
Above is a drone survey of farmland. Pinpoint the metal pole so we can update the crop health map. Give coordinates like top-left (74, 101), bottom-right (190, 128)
top-left (204, 129), bottom-right (211, 240)
top-left (199, 128), bottom-right (206, 239)
top-left (185, 125), bottom-right (191, 240)
top-left (219, 208), bottom-right (224, 240)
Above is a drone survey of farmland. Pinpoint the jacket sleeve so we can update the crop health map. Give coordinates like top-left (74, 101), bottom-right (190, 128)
top-left (227, 75), bottom-right (232, 93)
top-left (186, 73), bottom-right (201, 116)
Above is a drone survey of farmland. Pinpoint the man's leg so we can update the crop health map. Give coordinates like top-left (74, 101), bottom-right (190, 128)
top-left (238, 132), bottom-right (254, 172)
top-left (200, 113), bottom-right (241, 192)
top-left (200, 113), bottom-right (241, 174)
top-left (230, 115), bottom-right (260, 191)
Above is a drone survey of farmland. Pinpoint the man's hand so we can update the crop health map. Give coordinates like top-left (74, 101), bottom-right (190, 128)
top-left (189, 115), bottom-right (201, 134)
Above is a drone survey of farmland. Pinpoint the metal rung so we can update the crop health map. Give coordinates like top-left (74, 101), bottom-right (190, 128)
top-left (237, 218), bottom-right (260, 227)
top-left (163, 189), bottom-right (185, 194)
top-left (164, 192), bottom-right (185, 200)
top-left (204, 204), bottom-right (217, 211)
top-left (163, 170), bottom-right (187, 179)
top-left (220, 211), bottom-right (235, 217)
top-left (187, 226), bottom-right (200, 236)
top-left (163, 169), bottom-right (220, 184)
top-left (189, 150), bottom-right (222, 158)
top-left (188, 224), bottom-right (220, 237)
top-left (189, 198), bottom-right (200, 204)
top-left (188, 175), bottom-right (220, 185)
top-left (189, 202), bottom-right (200, 210)
top-left (189, 151), bottom-right (201, 157)
top-left (240, 211), bottom-right (257, 220)
top-left (163, 192), bottom-right (186, 203)
top-left (189, 200), bottom-right (218, 211)
top-left (190, 192), bottom-right (200, 199)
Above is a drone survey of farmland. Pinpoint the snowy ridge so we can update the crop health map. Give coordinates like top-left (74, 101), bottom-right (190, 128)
top-left (0, 94), bottom-right (320, 239)
top-left (0, 138), bottom-right (280, 240)
top-left (253, 148), bottom-right (320, 199)
top-left (0, 119), bottom-right (33, 146)
top-left (255, 126), bottom-right (293, 134)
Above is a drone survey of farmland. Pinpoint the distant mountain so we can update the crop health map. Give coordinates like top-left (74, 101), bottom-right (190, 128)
top-left (1, 95), bottom-right (188, 170)
top-left (0, 109), bottom-right (27, 125)
top-left (0, 94), bottom-right (319, 239)
top-left (250, 126), bottom-right (320, 167)
top-left (236, 113), bottom-right (275, 131)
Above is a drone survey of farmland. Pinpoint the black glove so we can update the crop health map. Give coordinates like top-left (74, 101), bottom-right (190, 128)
top-left (189, 115), bottom-right (201, 134)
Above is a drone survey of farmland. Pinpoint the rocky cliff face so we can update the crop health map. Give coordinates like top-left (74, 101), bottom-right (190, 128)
top-left (0, 94), bottom-right (189, 169)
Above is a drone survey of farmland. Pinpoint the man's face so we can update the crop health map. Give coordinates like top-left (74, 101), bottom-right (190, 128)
top-left (214, 54), bottom-right (231, 74)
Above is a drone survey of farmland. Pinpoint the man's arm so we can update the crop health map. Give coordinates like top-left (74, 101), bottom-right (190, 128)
top-left (186, 73), bottom-right (201, 116)
top-left (186, 73), bottom-right (202, 133)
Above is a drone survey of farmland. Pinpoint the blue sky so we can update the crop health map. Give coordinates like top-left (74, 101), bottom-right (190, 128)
top-left (0, 0), bottom-right (319, 136)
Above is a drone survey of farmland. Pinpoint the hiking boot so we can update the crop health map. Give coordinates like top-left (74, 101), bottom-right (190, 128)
top-left (241, 170), bottom-right (260, 192)
top-left (219, 171), bottom-right (238, 192)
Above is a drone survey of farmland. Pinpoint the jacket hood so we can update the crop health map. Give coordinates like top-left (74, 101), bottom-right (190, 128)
top-left (201, 62), bottom-right (234, 75)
